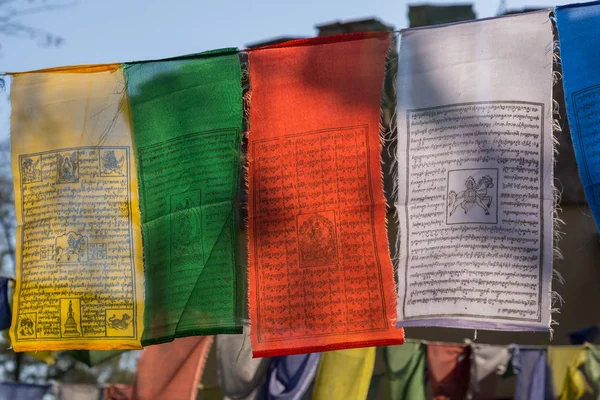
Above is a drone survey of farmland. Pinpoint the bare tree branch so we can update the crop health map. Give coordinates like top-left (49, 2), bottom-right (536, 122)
top-left (0, 0), bottom-right (74, 50)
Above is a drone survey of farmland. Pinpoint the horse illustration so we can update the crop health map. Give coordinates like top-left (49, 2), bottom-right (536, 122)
top-left (56, 233), bottom-right (86, 262)
top-left (107, 313), bottom-right (131, 331)
top-left (448, 175), bottom-right (494, 216)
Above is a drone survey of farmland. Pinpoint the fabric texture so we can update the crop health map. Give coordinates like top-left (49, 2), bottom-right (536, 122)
top-left (557, 1), bottom-right (600, 231)
top-left (104, 385), bottom-right (133, 400)
top-left (59, 384), bottom-right (101, 400)
top-left (511, 347), bottom-right (553, 400)
top-left (68, 350), bottom-right (124, 367)
top-left (395, 9), bottom-right (554, 331)
top-left (247, 32), bottom-right (403, 357)
top-left (584, 344), bottom-right (600, 399)
top-left (265, 353), bottom-right (321, 400)
top-left (312, 347), bottom-right (376, 400)
top-left (9, 65), bottom-right (144, 350)
top-left (569, 326), bottom-right (599, 345)
top-left (426, 343), bottom-right (471, 400)
top-left (133, 336), bottom-right (213, 400)
top-left (468, 344), bottom-right (511, 399)
top-left (548, 347), bottom-right (587, 396)
top-left (124, 50), bottom-right (243, 345)
top-left (384, 341), bottom-right (426, 400)
top-left (0, 383), bottom-right (51, 400)
top-left (559, 349), bottom-right (589, 400)
top-left (217, 326), bottom-right (272, 400)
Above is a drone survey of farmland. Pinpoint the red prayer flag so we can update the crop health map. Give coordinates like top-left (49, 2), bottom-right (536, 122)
top-left (427, 343), bottom-right (472, 400)
top-left (247, 32), bottom-right (404, 357)
top-left (133, 336), bottom-right (213, 400)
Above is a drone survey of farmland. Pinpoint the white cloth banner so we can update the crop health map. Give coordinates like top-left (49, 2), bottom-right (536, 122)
top-left (395, 10), bottom-right (554, 331)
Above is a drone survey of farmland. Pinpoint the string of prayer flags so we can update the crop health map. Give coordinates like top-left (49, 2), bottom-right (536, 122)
top-left (8, 49), bottom-right (244, 351)
top-left (384, 342), bottom-right (426, 400)
top-left (264, 353), bottom-right (321, 400)
top-left (511, 347), bottom-right (554, 400)
top-left (556, 1), bottom-right (600, 231)
top-left (124, 49), bottom-right (244, 345)
top-left (10, 65), bottom-right (145, 351)
top-left (216, 326), bottom-right (272, 400)
top-left (426, 342), bottom-right (471, 400)
top-left (133, 336), bottom-right (213, 400)
top-left (395, 10), bottom-right (554, 331)
top-left (312, 347), bottom-right (376, 400)
top-left (247, 32), bottom-right (404, 357)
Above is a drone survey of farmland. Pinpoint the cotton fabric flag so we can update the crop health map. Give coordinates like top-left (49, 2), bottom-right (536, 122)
top-left (68, 350), bottom-right (124, 366)
top-left (0, 382), bottom-right (51, 400)
top-left (265, 353), bottom-right (321, 400)
top-left (511, 346), bottom-right (553, 400)
top-left (395, 10), bottom-right (554, 331)
top-left (556, 1), bottom-right (600, 231)
top-left (9, 65), bottom-right (145, 351)
top-left (217, 326), bottom-right (272, 400)
top-left (133, 336), bottom-right (213, 400)
top-left (569, 326), bottom-right (599, 346)
top-left (104, 385), bottom-right (133, 400)
top-left (124, 49), bottom-right (244, 345)
top-left (558, 349), bottom-right (589, 400)
top-left (548, 346), bottom-right (587, 398)
top-left (384, 341), bottom-right (426, 400)
top-left (467, 343), bottom-right (511, 399)
top-left (247, 32), bottom-right (403, 357)
top-left (584, 344), bottom-right (600, 399)
top-left (312, 347), bottom-right (375, 400)
top-left (426, 343), bottom-right (471, 400)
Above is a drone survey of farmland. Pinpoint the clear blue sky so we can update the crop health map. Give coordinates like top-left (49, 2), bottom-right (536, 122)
top-left (0, 0), bottom-right (581, 141)
top-left (0, 0), bottom-right (578, 72)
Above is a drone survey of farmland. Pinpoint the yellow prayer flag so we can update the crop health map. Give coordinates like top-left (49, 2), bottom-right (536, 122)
top-left (313, 347), bottom-right (376, 400)
top-left (9, 66), bottom-right (145, 351)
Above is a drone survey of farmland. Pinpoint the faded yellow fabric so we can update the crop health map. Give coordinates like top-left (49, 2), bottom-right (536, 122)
top-left (559, 349), bottom-right (590, 400)
top-left (10, 66), bottom-right (144, 351)
top-left (313, 347), bottom-right (375, 400)
top-left (549, 347), bottom-right (586, 396)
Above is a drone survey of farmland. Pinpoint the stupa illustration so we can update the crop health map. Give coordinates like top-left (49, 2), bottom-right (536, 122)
top-left (63, 300), bottom-right (80, 337)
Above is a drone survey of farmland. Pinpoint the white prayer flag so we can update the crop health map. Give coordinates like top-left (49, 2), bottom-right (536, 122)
top-left (395, 10), bottom-right (554, 331)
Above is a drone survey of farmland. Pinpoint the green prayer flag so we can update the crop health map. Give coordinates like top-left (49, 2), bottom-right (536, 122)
top-left (125, 49), bottom-right (243, 345)
top-left (68, 350), bottom-right (125, 367)
top-left (585, 344), bottom-right (600, 400)
top-left (384, 342), bottom-right (427, 400)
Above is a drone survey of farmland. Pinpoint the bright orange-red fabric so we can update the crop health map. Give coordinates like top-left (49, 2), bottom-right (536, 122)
top-left (133, 336), bottom-right (213, 400)
top-left (247, 32), bottom-right (404, 357)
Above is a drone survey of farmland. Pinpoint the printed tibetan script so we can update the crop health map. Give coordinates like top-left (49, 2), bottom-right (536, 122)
top-left (396, 11), bottom-right (554, 330)
top-left (10, 67), bottom-right (144, 350)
